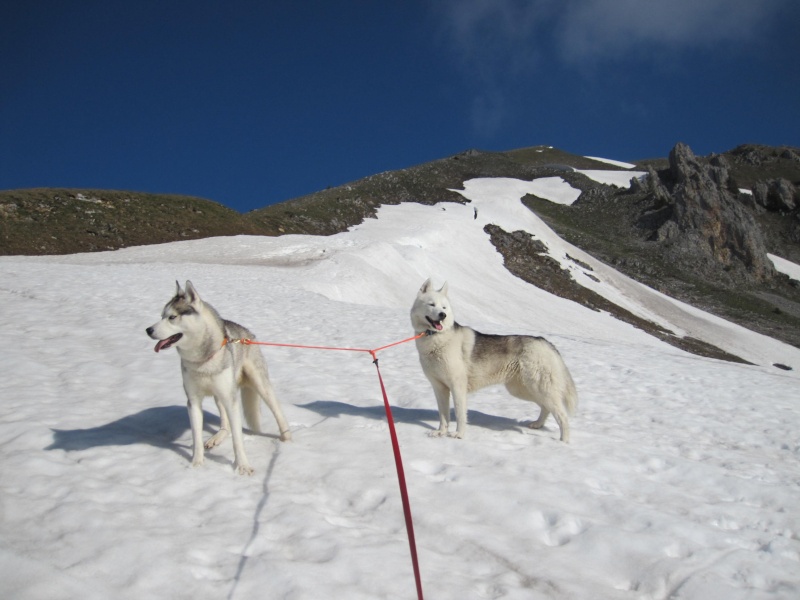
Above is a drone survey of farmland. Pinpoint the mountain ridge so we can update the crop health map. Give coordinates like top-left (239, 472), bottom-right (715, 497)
top-left (2, 142), bottom-right (799, 358)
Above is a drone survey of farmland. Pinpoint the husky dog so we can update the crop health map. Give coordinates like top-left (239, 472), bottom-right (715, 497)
top-left (146, 281), bottom-right (291, 475)
top-left (410, 279), bottom-right (577, 442)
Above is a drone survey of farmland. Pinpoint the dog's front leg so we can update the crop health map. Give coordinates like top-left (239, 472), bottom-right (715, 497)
top-left (429, 380), bottom-right (451, 437)
top-left (204, 397), bottom-right (230, 449)
top-left (216, 390), bottom-right (254, 476)
top-left (186, 395), bottom-right (205, 467)
top-left (451, 383), bottom-right (468, 439)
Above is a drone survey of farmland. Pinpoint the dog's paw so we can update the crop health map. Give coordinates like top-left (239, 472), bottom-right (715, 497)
top-left (428, 429), bottom-right (448, 438)
top-left (235, 463), bottom-right (254, 476)
top-left (279, 430), bottom-right (292, 442)
top-left (191, 457), bottom-right (205, 468)
top-left (528, 420), bottom-right (546, 430)
top-left (448, 431), bottom-right (465, 439)
top-left (204, 430), bottom-right (229, 449)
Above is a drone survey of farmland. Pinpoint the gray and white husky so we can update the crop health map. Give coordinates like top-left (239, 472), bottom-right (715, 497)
top-left (146, 281), bottom-right (291, 475)
top-left (411, 279), bottom-right (577, 442)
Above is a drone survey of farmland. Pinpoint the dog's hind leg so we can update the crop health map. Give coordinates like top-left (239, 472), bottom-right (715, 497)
top-left (527, 397), bottom-right (570, 442)
top-left (245, 364), bottom-right (291, 441)
top-left (204, 397), bottom-right (230, 450)
top-left (513, 366), bottom-right (570, 442)
top-left (254, 380), bottom-right (291, 441)
top-left (552, 408), bottom-right (570, 443)
top-left (529, 407), bottom-right (550, 430)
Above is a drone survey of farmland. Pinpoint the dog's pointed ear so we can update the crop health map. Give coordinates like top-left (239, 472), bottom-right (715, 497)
top-left (175, 280), bottom-right (184, 297)
top-left (439, 281), bottom-right (449, 296)
top-left (419, 278), bottom-right (432, 294)
top-left (184, 280), bottom-right (200, 304)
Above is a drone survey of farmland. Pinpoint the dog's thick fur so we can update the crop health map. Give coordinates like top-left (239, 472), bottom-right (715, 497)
top-left (146, 281), bottom-right (291, 474)
top-left (411, 279), bottom-right (577, 442)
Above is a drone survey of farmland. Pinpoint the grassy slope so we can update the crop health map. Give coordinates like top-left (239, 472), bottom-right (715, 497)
top-left (0, 188), bottom-right (268, 255)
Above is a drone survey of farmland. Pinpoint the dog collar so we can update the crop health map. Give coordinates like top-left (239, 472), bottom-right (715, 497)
top-left (197, 338), bottom-right (231, 364)
top-left (222, 337), bottom-right (252, 346)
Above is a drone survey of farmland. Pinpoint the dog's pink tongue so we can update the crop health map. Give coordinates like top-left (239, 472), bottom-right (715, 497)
top-left (435, 322), bottom-right (443, 330)
top-left (154, 333), bottom-right (183, 352)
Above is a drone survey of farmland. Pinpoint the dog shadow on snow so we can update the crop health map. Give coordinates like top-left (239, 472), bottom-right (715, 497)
top-left (44, 406), bottom-right (280, 463)
top-left (298, 400), bottom-right (527, 434)
top-left (44, 401), bottom-right (528, 457)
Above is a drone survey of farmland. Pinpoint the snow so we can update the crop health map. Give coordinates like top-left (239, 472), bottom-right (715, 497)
top-left (579, 155), bottom-right (648, 188)
top-left (577, 169), bottom-right (647, 188)
top-left (769, 254), bottom-right (800, 282)
top-left (2, 178), bottom-right (800, 600)
top-left (454, 176), bottom-right (581, 207)
top-left (585, 156), bottom-right (638, 169)
top-left (460, 169), bottom-right (645, 209)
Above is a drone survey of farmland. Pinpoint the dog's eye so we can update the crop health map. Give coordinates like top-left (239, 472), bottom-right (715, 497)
top-left (168, 315), bottom-right (177, 321)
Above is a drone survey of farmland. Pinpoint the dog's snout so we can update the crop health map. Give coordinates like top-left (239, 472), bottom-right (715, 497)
top-left (146, 326), bottom-right (154, 336)
top-left (439, 311), bottom-right (446, 320)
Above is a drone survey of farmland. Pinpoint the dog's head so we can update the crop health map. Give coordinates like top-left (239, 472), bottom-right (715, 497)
top-left (145, 280), bottom-right (202, 352)
top-left (410, 278), bottom-right (454, 334)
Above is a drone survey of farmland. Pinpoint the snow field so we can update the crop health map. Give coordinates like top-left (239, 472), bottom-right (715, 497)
top-left (1, 174), bottom-right (799, 599)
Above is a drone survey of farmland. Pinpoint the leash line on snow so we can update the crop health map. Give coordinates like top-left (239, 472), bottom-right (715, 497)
top-left (229, 331), bottom-right (425, 600)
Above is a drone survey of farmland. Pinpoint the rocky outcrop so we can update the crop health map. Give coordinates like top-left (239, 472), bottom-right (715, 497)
top-left (646, 143), bottom-right (775, 284)
top-left (631, 166), bottom-right (671, 205)
top-left (729, 144), bottom-right (800, 167)
top-left (753, 178), bottom-right (798, 212)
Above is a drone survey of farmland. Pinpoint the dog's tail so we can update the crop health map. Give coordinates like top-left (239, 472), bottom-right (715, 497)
top-left (242, 387), bottom-right (262, 433)
top-left (564, 376), bottom-right (578, 416)
top-left (562, 369), bottom-right (578, 416)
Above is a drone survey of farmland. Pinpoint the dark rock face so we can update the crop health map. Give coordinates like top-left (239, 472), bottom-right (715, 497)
top-left (753, 178), bottom-right (798, 212)
top-left (646, 143), bottom-right (775, 284)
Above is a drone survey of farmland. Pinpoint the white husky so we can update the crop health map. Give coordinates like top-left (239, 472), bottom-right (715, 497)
top-left (411, 279), bottom-right (577, 442)
top-left (146, 281), bottom-right (291, 475)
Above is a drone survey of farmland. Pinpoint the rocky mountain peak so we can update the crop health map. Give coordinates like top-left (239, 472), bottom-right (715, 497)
top-left (649, 142), bottom-right (775, 283)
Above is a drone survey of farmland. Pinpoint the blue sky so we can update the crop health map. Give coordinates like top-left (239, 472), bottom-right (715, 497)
top-left (2, 0), bottom-right (799, 213)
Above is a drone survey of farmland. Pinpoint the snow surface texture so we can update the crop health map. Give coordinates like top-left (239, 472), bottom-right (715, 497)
top-left (1, 175), bottom-right (799, 600)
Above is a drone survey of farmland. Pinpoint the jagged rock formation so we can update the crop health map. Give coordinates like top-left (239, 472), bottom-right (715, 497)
top-left (639, 142), bottom-right (775, 284)
top-left (721, 144), bottom-right (800, 257)
top-left (753, 178), bottom-right (798, 212)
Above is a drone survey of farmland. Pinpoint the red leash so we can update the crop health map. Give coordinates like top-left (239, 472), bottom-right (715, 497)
top-left (234, 333), bottom-right (426, 600)
top-left (370, 350), bottom-right (425, 600)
